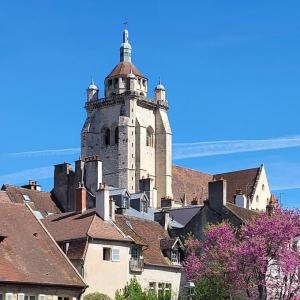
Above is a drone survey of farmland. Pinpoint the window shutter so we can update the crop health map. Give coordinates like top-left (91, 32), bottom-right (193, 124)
top-left (112, 247), bottom-right (120, 261)
top-left (18, 294), bottom-right (25, 300)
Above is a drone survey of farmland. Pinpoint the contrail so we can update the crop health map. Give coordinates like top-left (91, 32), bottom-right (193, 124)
top-left (173, 135), bottom-right (300, 160)
top-left (3, 148), bottom-right (80, 158)
top-left (1, 135), bottom-right (300, 160)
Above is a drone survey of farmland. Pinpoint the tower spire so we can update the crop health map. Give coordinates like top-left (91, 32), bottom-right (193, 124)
top-left (120, 23), bottom-right (132, 62)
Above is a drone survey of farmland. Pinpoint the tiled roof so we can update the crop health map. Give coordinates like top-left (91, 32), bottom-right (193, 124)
top-left (172, 165), bottom-right (213, 205)
top-left (225, 202), bottom-right (259, 222)
top-left (107, 61), bottom-right (144, 78)
top-left (60, 240), bottom-right (88, 261)
top-left (172, 165), bottom-right (261, 205)
top-left (2, 184), bottom-right (61, 216)
top-left (0, 202), bottom-right (86, 288)
top-left (115, 215), bottom-right (180, 268)
top-left (0, 191), bottom-right (10, 203)
top-left (214, 167), bottom-right (261, 203)
top-left (43, 209), bottom-right (127, 243)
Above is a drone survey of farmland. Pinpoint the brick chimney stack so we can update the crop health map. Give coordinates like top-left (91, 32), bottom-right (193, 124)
top-left (75, 184), bottom-right (87, 213)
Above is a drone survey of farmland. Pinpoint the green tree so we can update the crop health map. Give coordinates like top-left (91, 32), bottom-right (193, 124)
top-left (83, 292), bottom-right (111, 300)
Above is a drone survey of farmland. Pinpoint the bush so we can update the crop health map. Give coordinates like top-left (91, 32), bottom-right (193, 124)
top-left (83, 292), bottom-right (111, 300)
top-left (115, 278), bottom-right (172, 300)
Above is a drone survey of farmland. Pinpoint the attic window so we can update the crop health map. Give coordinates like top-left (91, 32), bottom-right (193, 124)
top-left (23, 194), bottom-right (31, 202)
top-left (171, 250), bottom-right (179, 263)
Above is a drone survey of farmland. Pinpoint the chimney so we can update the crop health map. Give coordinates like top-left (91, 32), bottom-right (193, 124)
top-left (75, 184), bottom-right (86, 213)
top-left (208, 179), bottom-right (227, 212)
top-left (191, 197), bottom-right (198, 206)
top-left (84, 157), bottom-right (103, 195)
top-left (154, 211), bottom-right (170, 231)
top-left (161, 197), bottom-right (174, 208)
top-left (22, 180), bottom-right (41, 191)
top-left (234, 189), bottom-right (247, 208)
top-left (96, 184), bottom-right (110, 221)
top-left (109, 197), bottom-right (115, 221)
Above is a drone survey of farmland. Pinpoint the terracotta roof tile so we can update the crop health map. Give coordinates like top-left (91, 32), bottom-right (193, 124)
top-left (115, 215), bottom-right (178, 268)
top-left (214, 167), bottom-right (261, 203)
top-left (172, 165), bottom-right (261, 205)
top-left (172, 165), bottom-right (213, 205)
top-left (107, 61), bottom-right (144, 78)
top-left (2, 184), bottom-right (61, 216)
top-left (225, 202), bottom-right (259, 222)
top-left (0, 202), bottom-right (85, 288)
top-left (0, 191), bottom-right (10, 203)
top-left (43, 209), bottom-right (127, 242)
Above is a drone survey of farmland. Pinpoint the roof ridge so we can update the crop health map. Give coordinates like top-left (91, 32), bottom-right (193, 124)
top-left (4, 184), bottom-right (51, 195)
top-left (214, 166), bottom-right (261, 176)
top-left (173, 164), bottom-right (212, 175)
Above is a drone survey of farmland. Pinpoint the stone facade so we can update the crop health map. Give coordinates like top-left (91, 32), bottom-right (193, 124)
top-left (81, 29), bottom-right (172, 207)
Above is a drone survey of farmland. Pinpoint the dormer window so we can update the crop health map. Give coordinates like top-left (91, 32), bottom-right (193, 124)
top-left (171, 250), bottom-right (179, 263)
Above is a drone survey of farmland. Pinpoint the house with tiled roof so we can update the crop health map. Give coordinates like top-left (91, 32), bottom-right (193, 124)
top-left (164, 179), bottom-right (260, 241)
top-left (43, 184), bottom-right (184, 299)
top-left (0, 198), bottom-right (86, 300)
top-left (1, 182), bottom-right (61, 217)
top-left (172, 164), bottom-right (272, 211)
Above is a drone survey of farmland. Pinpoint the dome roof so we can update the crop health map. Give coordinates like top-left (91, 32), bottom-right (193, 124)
top-left (88, 80), bottom-right (98, 90)
top-left (107, 61), bottom-right (144, 78)
top-left (155, 83), bottom-right (165, 91)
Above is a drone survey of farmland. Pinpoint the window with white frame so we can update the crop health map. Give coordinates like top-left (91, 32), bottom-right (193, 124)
top-left (171, 250), bottom-right (179, 263)
top-left (131, 246), bottom-right (140, 260)
top-left (112, 247), bottom-right (120, 261)
top-left (18, 294), bottom-right (25, 300)
top-left (5, 294), bottom-right (13, 300)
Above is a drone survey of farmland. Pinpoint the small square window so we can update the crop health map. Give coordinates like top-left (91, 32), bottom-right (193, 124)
top-left (103, 247), bottom-right (111, 261)
top-left (149, 282), bottom-right (156, 292)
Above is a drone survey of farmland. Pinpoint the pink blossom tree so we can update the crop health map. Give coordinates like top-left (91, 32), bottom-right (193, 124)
top-left (184, 209), bottom-right (300, 300)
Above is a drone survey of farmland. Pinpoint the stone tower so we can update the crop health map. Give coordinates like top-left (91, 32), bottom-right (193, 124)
top-left (81, 28), bottom-right (172, 207)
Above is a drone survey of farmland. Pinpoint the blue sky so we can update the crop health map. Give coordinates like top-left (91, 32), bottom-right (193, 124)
top-left (0, 0), bottom-right (300, 207)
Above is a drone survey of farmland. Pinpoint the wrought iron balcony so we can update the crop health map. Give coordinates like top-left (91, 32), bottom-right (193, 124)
top-left (129, 257), bottom-right (144, 272)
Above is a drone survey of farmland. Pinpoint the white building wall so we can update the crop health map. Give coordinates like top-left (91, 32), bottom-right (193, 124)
top-left (250, 166), bottom-right (271, 211)
top-left (83, 240), bottom-right (131, 298)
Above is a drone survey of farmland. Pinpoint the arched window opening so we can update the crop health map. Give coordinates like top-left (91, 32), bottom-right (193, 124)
top-left (146, 126), bottom-right (154, 147)
top-left (262, 184), bottom-right (265, 191)
top-left (102, 127), bottom-right (110, 146)
top-left (140, 92), bottom-right (145, 96)
top-left (256, 195), bottom-right (259, 203)
top-left (115, 126), bottom-right (119, 144)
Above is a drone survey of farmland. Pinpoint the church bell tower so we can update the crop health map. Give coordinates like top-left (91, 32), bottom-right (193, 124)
top-left (81, 28), bottom-right (173, 207)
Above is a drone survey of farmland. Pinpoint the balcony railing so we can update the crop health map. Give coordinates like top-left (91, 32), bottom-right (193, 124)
top-left (129, 257), bottom-right (144, 272)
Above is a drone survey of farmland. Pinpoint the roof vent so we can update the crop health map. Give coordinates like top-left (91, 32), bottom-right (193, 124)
top-left (23, 194), bottom-right (31, 202)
